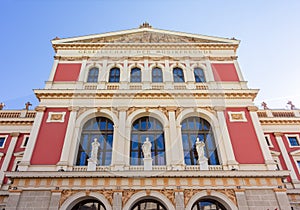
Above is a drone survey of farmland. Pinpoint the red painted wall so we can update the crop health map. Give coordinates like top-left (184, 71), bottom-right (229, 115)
top-left (267, 133), bottom-right (288, 170)
top-left (225, 108), bottom-right (265, 164)
top-left (31, 108), bottom-right (70, 165)
top-left (211, 63), bottom-right (240, 81)
top-left (0, 133), bottom-right (12, 169)
top-left (53, 63), bottom-right (81, 81)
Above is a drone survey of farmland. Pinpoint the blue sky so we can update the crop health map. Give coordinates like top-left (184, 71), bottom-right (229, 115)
top-left (1, 0), bottom-right (300, 110)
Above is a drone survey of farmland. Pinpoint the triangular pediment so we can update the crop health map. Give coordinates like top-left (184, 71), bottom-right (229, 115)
top-left (52, 27), bottom-right (239, 45)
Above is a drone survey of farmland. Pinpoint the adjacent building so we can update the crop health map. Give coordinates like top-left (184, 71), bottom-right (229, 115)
top-left (0, 23), bottom-right (298, 209)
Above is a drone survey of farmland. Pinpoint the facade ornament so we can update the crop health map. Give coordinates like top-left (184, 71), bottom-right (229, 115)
top-left (25, 101), bottom-right (32, 110)
top-left (87, 138), bottom-right (100, 171)
top-left (139, 22), bottom-right (152, 29)
top-left (261, 101), bottom-right (269, 110)
top-left (0, 102), bottom-right (5, 110)
top-left (142, 137), bottom-right (152, 159)
top-left (195, 138), bottom-right (208, 170)
top-left (287, 101), bottom-right (296, 110)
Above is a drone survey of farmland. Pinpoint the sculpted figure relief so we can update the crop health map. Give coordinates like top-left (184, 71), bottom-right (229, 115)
top-left (90, 138), bottom-right (100, 162)
top-left (195, 138), bottom-right (205, 161)
top-left (142, 137), bottom-right (152, 159)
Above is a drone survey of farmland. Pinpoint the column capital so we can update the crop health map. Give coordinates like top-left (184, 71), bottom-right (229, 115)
top-left (68, 106), bottom-right (80, 112)
top-left (247, 106), bottom-right (259, 112)
top-left (117, 107), bottom-right (128, 112)
top-left (10, 132), bottom-right (20, 137)
top-left (165, 106), bottom-right (177, 112)
top-left (274, 132), bottom-right (284, 137)
top-left (35, 106), bottom-right (46, 112)
top-left (214, 106), bottom-right (226, 111)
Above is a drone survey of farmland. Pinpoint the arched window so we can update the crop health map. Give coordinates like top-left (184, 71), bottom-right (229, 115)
top-left (192, 198), bottom-right (226, 210)
top-left (152, 67), bottom-right (163, 83)
top-left (130, 67), bottom-right (141, 82)
top-left (71, 199), bottom-right (106, 210)
top-left (181, 117), bottom-right (219, 165)
top-left (194, 68), bottom-right (206, 83)
top-left (173, 67), bottom-right (185, 82)
top-left (76, 117), bottom-right (114, 166)
top-left (87, 67), bottom-right (99, 83)
top-left (109, 67), bottom-right (120, 82)
top-left (131, 117), bottom-right (165, 165)
top-left (131, 199), bottom-right (167, 210)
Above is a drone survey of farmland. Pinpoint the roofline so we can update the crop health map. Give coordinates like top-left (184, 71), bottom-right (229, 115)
top-left (51, 27), bottom-right (240, 45)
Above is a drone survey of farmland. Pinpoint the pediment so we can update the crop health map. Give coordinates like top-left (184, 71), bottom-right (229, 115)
top-left (52, 27), bottom-right (239, 45)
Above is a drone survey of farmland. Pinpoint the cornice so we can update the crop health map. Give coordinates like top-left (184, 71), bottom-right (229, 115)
top-left (259, 119), bottom-right (300, 125)
top-left (6, 170), bottom-right (289, 179)
top-left (52, 43), bottom-right (238, 53)
top-left (34, 89), bottom-right (258, 101)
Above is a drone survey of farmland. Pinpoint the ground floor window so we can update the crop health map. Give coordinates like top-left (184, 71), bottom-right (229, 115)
top-left (71, 199), bottom-right (106, 210)
top-left (131, 199), bottom-right (167, 210)
top-left (192, 198), bottom-right (226, 210)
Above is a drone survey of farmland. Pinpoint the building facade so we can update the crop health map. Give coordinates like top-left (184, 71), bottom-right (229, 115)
top-left (0, 23), bottom-right (298, 209)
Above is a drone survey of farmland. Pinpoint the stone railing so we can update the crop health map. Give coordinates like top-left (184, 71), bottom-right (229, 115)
top-left (0, 110), bottom-right (36, 119)
top-left (72, 165), bottom-right (223, 171)
top-left (257, 110), bottom-right (300, 118)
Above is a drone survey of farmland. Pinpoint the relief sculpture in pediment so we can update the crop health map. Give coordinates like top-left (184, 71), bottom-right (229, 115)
top-left (69, 32), bottom-right (217, 44)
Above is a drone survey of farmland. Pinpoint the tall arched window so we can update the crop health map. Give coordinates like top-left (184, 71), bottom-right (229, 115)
top-left (76, 117), bottom-right (114, 166)
top-left (131, 199), bottom-right (167, 210)
top-left (130, 67), bottom-right (141, 82)
top-left (194, 68), bottom-right (206, 83)
top-left (173, 67), bottom-right (185, 82)
top-left (181, 117), bottom-right (219, 165)
top-left (131, 117), bottom-right (165, 165)
top-left (87, 67), bottom-right (99, 83)
top-left (152, 67), bottom-right (163, 83)
top-left (109, 67), bottom-right (120, 82)
top-left (192, 198), bottom-right (226, 210)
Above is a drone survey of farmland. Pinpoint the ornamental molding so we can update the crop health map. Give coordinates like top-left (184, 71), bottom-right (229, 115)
top-left (260, 120), bottom-right (300, 125)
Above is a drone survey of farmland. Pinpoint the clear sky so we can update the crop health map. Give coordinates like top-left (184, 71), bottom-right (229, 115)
top-left (1, 0), bottom-right (300, 110)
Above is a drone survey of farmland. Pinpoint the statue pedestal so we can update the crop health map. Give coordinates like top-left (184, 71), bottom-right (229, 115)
top-left (143, 158), bottom-right (153, 171)
top-left (87, 159), bottom-right (97, 171)
top-left (198, 158), bottom-right (208, 170)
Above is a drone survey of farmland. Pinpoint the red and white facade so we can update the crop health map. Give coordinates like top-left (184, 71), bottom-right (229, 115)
top-left (0, 24), bottom-right (298, 209)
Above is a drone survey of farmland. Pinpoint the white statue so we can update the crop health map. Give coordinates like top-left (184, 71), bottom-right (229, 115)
top-left (195, 138), bottom-right (205, 161)
top-left (142, 137), bottom-right (152, 159)
top-left (90, 138), bottom-right (100, 162)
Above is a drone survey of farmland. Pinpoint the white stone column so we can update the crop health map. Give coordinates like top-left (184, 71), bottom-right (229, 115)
top-left (76, 57), bottom-right (88, 89)
top-left (113, 191), bottom-right (122, 210)
top-left (274, 132), bottom-right (298, 181)
top-left (6, 190), bottom-right (21, 210)
top-left (184, 60), bottom-right (195, 89)
top-left (111, 108), bottom-right (127, 171)
top-left (164, 59), bottom-right (173, 89)
top-left (235, 189), bottom-right (249, 210)
top-left (204, 59), bottom-right (215, 82)
top-left (274, 189), bottom-right (291, 209)
top-left (18, 106), bottom-right (46, 171)
top-left (214, 106), bottom-right (239, 169)
top-left (168, 108), bottom-right (184, 169)
top-left (45, 57), bottom-right (59, 89)
top-left (233, 60), bottom-right (245, 81)
top-left (49, 190), bottom-right (61, 210)
top-left (175, 191), bottom-right (184, 210)
top-left (120, 59), bottom-right (128, 89)
top-left (56, 107), bottom-right (79, 171)
top-left (248, 106), bottom-right (276, 170)
top-left (0, 132), bottom-right (19, 185)
top-left (143, 59), bottom-right (151, 89)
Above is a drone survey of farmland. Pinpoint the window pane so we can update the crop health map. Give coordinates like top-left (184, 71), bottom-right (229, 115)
top-left (289, 137), bottom-right (299, 146)
top-left (109, 68), bottom-right (120, 82)
top-left (194, 68), bottom-right (206, 83)
top-left (87, 68), bottom-right (99, 83)
top-left (173, 68), bottom-right (185, 82)
top-left (130, 68), bottom-right (141, 82)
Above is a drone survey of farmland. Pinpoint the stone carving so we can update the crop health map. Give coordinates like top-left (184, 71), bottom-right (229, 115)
top-left (50, 114), bottom-right (63, 121)
top-left (195, 138), bottom-right (205, 161)
top-left (142, 137), bottom-right (152, 158)
top-left (60, 190), bottom-right (77, 207)
top-left (68, 31), bottom-right (218, 44)
top-left (122, 189), bottom-right (138, 206)
top-left (217, 189), bottom-right (237, 205)
top-left (90, 138), bottom-right (100, 162)
top-left (160, 189), bottom-right (175, 205)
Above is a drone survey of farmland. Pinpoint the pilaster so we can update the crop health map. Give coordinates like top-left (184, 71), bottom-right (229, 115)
top-left (248, 106), bottom-right (276, 170)
top-left (49, 190), bottom-right (62, 210)
top-left (273, 188), bottom-right (291, 209)
top-left (56, 106), bottom-right (79, 170)
top-left (45, 58), bottom-right (59, 89)
top-left (19, 106), bottom-right (46, 171)
top-left (274, 132), bottom-right (298, 181)
top-left (0, 132), bottom-right (19, 185)
top-left (214, 106), bottom-right (239, 169)
top-left (175, 191), bottom-right (184, 210)
top-left (235, 189), bottom-right (249, 210)
top-left (6, 190), bottom-right (21, 210)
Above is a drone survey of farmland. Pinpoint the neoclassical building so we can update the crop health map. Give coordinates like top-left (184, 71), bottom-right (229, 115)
top-left (0, 23), bottom-right (298, 209)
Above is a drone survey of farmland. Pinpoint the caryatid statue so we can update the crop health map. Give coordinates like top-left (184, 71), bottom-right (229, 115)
top-left (90, 138), bottom-right (100, 163)
top-left (142, 137), bottom-right (152, 159)
top-left (195, 137), bottom-right (206, 161)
